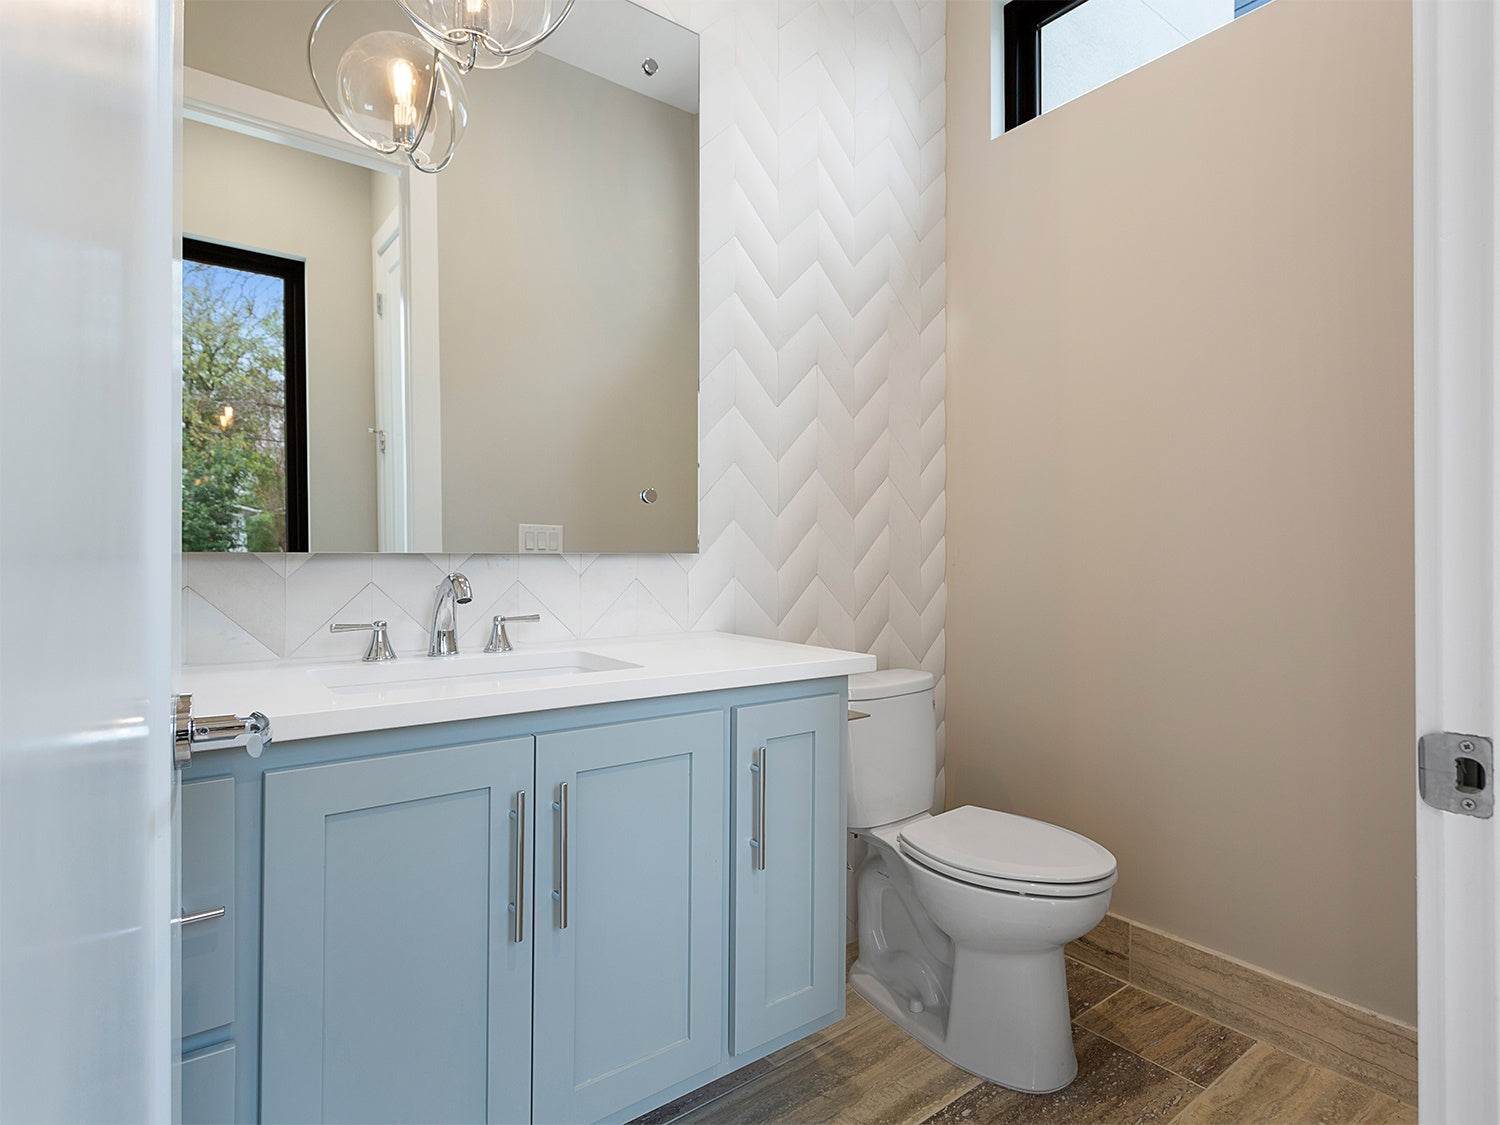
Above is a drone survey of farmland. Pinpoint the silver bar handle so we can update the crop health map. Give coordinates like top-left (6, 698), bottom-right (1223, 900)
top-left (750, 746), bottom-right (767, 871)
top-left (172, 906), bottom-right (226, 926)
top-left (554, 782), bottom-right (570, 929)
top-left (513, 791), bottom-right (527, 944)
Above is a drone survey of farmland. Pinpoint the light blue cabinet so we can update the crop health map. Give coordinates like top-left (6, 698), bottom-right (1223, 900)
top-left (259, 737), bottom-right (534, 1125)
top-left (533, 711), bottom-right (726, 1124)
top-left (180, 678), bottom-right (850, 1124)
top-left (730, 694), bottom-right (846, 1056)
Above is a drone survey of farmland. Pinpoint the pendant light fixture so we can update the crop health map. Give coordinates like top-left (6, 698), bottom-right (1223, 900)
top-left (398, 0), bottom-right (576, 72)
top-left (308, 0), bottom-right (575, 173)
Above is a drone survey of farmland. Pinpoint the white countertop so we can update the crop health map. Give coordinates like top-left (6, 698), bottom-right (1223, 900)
top-left (179, 631), bottom-right (877, 744)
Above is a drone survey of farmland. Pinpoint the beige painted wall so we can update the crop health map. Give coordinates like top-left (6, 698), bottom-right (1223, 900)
top-left (945, 0), bottom-right (1415, 1023)
top-left (182, 120), bottom-right (383, 551)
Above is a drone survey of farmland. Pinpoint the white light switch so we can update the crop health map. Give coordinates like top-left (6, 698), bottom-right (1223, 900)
top-left (520, 523), bottom-right (563, 553)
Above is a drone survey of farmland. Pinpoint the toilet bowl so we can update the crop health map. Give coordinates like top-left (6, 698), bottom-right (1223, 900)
top-left (846, 670), bottom-right (1117, 1094)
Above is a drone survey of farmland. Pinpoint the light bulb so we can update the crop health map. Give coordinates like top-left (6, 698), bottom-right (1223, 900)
top-left (390, 57), bottom-right (418, 145)
top-left (217, 405), bottom-right (235, 430)
top-left (461, 0), bottom-right (487, 32)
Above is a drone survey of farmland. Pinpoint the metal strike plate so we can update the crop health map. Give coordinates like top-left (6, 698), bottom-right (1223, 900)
top-left (1419, 732), bottom-right (1493, 818)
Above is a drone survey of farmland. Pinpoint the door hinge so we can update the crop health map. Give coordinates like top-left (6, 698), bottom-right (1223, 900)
top-left (376, 292), bottom-right (384, 317)
top-left (1418, 732), bottom-right (1493, 817)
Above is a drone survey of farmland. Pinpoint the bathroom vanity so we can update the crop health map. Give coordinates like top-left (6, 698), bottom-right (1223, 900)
top-left (176, 633), bottom-right (873, 1124)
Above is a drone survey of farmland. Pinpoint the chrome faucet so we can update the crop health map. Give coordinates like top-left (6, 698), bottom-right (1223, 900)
top-left (427, 572), bottom-right (473, 656)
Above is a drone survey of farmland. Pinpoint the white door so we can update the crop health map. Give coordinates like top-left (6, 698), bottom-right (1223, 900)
top-left (0, 1), bottom-right (177, 1120)
top-left (372, 209), bottom-right (411, 551)
top-left (1414, 2), bottom-right (1500, 1121)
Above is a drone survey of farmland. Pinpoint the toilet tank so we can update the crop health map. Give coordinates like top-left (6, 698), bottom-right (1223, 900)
top-left (847, 669), bottom-right (936, 829)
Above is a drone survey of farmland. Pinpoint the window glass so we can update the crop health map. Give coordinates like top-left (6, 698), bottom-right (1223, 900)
top-left (1040, 0), bottom-right (1234, 113)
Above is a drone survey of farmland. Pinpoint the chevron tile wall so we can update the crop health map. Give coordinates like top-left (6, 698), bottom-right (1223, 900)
top-left (181, 0), bottom-right (947, 795)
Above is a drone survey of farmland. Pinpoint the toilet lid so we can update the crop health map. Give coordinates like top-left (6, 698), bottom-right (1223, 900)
top-left (897, 806), bottom-right (1117, 886)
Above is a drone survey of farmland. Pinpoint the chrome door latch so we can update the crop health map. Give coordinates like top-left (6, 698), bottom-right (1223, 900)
top-left (172, 693), bottom-right (273, 769)
top-left (1419, 732), bottom-right (1493, 818)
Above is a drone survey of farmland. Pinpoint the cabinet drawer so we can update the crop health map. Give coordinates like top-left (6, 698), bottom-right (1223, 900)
top-left (181, 1040), bottom-right (236, 1125)
top-left (181, 777), bottom-right (235, 1038)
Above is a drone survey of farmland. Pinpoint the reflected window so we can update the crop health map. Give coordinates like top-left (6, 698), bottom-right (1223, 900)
top-left (1000, 0), bottom-right (1274, 132)
top-left (181, 238), bottom-right (308, 552)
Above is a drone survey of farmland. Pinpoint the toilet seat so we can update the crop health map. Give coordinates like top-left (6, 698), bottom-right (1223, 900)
top-left (896, 806), bottom-right (1118, 898)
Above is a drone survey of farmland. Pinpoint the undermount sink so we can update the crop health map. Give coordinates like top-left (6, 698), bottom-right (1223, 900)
top-left (309, 649), bottom-right (640, 703)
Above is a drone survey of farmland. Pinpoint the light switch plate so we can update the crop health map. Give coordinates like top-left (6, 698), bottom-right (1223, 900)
top-left (519, 523), bottom-right (563, 553)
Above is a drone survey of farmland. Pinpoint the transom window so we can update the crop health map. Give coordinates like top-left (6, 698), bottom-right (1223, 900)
top-left (998, 0), bottom-right (1275, 133)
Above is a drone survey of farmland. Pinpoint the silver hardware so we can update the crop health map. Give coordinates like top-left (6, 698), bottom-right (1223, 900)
top-left (1419, 732), bottom-right (1494, 818)
top-left (749, 745), bottom-right (767, 871)
top-left (375, 292), bottom-right (384, 317)
top-left (485, 613), bottom-right (541, 654)
top-left (172, 906), bottom-right (226, 926)
top-left (330, 619), bottom-right (396, 661)
top-left (173, 694), bottom-right (194, 769)
top-left (642, 57), bottom-right (658, 76)
top-left (171, 693), bottom-right (273, 768)
top-left (848, 710), bottom-right (871, 721)
top-left (640, 487), bottom-right (658, 504)
top-left (554, 782), bottom-right (570, 929)
top-left (367, 427), bottom-right (386, 453)
top-left (513, 790), bottom-right (527, 944)
top-left (428, 571), bottom-right (473, 656)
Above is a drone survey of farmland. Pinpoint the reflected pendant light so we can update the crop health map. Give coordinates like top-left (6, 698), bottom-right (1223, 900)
top-left (397, 0), bottom-right (576, 72)
top-left (308, 0), bottom-right (574, 173)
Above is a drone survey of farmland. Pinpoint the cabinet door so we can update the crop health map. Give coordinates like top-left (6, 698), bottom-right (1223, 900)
top-left (533, 711), bottom-right (725, 1124)
top-left (260, 738), bottom-right (534, 1125)
top-left (730, 694), bottom-right (845, 1055)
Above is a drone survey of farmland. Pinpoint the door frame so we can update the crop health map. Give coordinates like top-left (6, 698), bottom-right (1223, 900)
top-left (1413, 2), bottom-right (1500, 1121)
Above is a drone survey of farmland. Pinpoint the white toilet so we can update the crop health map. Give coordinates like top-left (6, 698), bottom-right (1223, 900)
top-left (847, 669), bottom-right (1118, 1094)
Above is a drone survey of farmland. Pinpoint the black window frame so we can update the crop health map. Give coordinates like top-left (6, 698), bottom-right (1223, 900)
top-left (182, 237), bottom-right (310, 553)
top-left (1002, 0), bottom-right (1091, 132)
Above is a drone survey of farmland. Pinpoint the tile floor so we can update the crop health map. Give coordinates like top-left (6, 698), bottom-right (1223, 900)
top-left (636, 958), bottom-right (1415, 1125)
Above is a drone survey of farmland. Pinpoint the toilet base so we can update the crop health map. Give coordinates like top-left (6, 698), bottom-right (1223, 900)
top-left (851, 944), bottom-right (1078, 1095)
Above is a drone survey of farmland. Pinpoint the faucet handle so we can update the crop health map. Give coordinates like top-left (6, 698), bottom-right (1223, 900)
top-left (485, 613), bottom-right (542, 654)
top-left (330, 620), bottom-right (397, 662)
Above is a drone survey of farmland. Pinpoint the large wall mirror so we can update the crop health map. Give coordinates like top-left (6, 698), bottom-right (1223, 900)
top-left (182, 0), bottom-right (699, 555)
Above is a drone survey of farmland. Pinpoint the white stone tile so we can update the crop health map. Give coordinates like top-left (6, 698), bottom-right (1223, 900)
top-left (183, 589), bottom-right (278, 665)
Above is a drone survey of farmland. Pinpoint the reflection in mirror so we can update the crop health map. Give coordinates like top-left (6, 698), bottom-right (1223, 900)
top-left (182, 0), bottom-right (699, 555)
top-left (181, 240), bottom-right (309, 551)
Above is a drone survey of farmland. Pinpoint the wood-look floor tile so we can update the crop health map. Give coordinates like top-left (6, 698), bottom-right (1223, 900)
top-left (1173, 1043), bottom-right (1416, 1124)
top-left (922, 1027), bottom-right (1198, 1125)
top-left (1067, 913), bottom-right (1130, 980)
top-left (1067, 957), bottom-right (1127, 1019)
top-left (1075, 985), bottom-right (1253, 1085)
top-left (630, 1058), bottom-right (776, 1125)
top-left (673, 1003), bottom-right (978, 1124)
top-left (1128, 924), bottom-right (1416, 1105)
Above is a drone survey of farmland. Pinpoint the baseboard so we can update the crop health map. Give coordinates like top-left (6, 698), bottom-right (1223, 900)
top-left (1067, 914), bottom-right (1417, 1106)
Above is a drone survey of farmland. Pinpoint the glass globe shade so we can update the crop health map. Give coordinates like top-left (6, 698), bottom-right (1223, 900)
top-left (399, 0), bottom-right (565, 70)
top-left (334, 31), bottom-right (448, 151)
